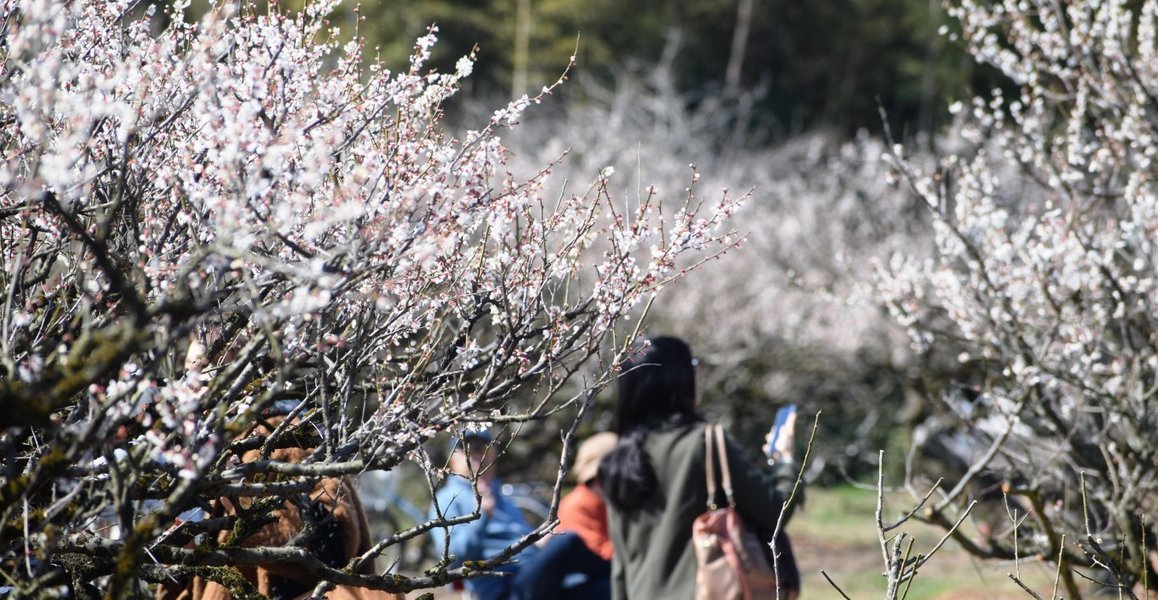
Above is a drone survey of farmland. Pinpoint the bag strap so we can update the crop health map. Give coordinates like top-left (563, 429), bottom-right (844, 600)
top-left (704, 424), bottom-right (737, 509)
top-left (704, 424), bottom-right (719, 509)
top-left (713, 424), bottom-right (737, 507)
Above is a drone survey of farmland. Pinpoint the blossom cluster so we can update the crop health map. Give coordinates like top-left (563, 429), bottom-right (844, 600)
top-left (500, 73), bottom-right (928, 470)
top-left (877, 0), bottom-right (1156, 591)
top-left (0, 0), bottom-right (740, 593)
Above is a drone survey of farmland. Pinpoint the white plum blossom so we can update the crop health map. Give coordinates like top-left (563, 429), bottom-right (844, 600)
top-left (0, 1), bottom-right (741, 595)
top-left (878, 0), bottom-right (1156, 593)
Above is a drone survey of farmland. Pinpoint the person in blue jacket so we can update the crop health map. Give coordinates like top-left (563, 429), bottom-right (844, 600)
top-left (428, 429), bottom-right (537, 600)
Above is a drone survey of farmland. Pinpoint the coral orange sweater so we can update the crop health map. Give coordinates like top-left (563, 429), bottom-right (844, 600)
top-left (558, 482), bottom-right (613, 561)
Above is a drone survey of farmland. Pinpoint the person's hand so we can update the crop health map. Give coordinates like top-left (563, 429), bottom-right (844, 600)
top-left (766, 411), bottom-right (797, 464)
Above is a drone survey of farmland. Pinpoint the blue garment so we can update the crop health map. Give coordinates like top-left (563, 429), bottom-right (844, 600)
top-left (428, 476), bottom-right (536, 600)
top-left (511, 531), bottom-right (611, 600)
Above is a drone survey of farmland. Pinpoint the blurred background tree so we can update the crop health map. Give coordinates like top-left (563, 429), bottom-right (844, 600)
top-left (136, 0), bottom-right (1021, 489)
top-left (195, 0), bottom-right (993, 485)
top-left (361, 0), bottom-right (1005, 135)
top-left (174, 0), bottom-right (1006, 137)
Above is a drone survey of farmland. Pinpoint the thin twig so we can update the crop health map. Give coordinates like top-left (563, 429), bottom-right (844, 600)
top-left (820, 570), bottom-right (854, 600)
top-left (1008, 573), bottom-right (1047, 600)
top-left (876, 450), bottom-right (891, 568)
top-left (1051, 534), bottom-right (1065, 600)
top-left (908, 500), bottom-right (978, 575)
top-left (885, 478), bottom-right (943, 533)
top-left (771, 410), bottom-right (820, 600)
top-left (899, 536), bottom-right (918, 600)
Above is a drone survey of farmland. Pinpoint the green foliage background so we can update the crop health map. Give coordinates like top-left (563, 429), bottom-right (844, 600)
top-left (264, 0), bottom-right (1003, 136)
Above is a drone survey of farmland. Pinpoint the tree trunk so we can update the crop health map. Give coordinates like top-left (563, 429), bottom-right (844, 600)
top-left (725, 0), bottom-right (755, 95)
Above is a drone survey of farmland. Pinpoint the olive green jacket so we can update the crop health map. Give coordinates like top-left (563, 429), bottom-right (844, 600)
top-left (607, 421), bottom-right (800, 600)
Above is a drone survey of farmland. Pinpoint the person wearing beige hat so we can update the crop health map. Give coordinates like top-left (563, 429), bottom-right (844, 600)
top-left (558, 431), bottom-right (618, 560)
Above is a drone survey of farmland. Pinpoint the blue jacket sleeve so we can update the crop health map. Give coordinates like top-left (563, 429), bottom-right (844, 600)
top-left (429, 480), bottom-right (488, 563)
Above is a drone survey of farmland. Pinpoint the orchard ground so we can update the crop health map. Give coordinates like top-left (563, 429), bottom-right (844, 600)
top-left (790, 485), bottom-right (1068, 599)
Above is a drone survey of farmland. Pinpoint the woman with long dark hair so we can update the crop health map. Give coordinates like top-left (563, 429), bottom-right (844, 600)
top-left (598, 336), bottom-right (801, 599)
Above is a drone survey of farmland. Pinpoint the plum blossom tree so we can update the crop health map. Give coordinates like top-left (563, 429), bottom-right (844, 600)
top-left (499, 69), bottom-right (931, 481)
top-left (876, 0), bottom-right (1157, 595)
top-left (0, 0), bottom-right (742, 595)
top-left (469, 0), bottom-right (1153, 595)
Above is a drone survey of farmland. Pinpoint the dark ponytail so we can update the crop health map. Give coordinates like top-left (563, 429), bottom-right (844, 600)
top-left (598, 429), bottom-right (656, 511)
top-left (599, 336), bottom-right (700, 511)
